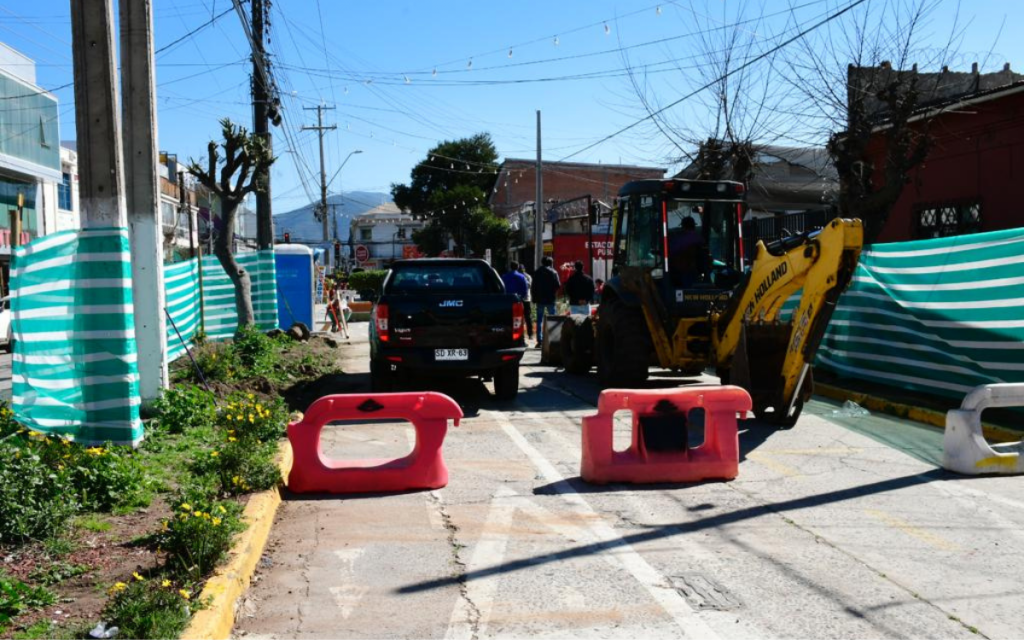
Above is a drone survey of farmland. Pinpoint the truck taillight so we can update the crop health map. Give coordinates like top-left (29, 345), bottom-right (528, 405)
top-left (375, 303), bottom-right (389, 342)
top-left (512, 301), bottom-right (524, 342)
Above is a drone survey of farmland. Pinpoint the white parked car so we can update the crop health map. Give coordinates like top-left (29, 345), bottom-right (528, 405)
top-left (0, 296), bottom-right (10, 352)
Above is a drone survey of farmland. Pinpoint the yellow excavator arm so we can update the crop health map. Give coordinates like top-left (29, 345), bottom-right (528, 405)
top-left (712, 217), bottom-right (864, 424)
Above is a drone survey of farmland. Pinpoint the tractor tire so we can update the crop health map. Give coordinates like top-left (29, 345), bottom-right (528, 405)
top-left (596, 298), bottom-right (651, 389)
top-left (561, 314), bottom-right (594, 374)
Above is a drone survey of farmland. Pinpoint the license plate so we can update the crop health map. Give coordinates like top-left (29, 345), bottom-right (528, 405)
top-left (435, 348), bottom-right (468, 361)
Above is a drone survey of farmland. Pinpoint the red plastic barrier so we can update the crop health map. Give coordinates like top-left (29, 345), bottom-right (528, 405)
top-left (287, 392), bottom-right (463, 494)
top-left (581, 386), bottom-right (751, 485)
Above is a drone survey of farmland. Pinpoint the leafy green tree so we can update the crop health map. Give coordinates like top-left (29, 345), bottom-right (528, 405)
top-left (393, 134), bottom-right (510, 262)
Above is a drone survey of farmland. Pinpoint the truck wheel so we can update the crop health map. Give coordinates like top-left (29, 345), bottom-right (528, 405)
top-left (561, 315), bottom-right (594, 374)
top-left (493, 363), bottom-right (519, 401)
top-left (596, 298), bottom-right (650, 388)
top-left (370, 360), bottom-right (393, 393)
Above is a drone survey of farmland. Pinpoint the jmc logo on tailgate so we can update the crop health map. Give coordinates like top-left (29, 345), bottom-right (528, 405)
top-left (439, 300), bottom-right (463, 308)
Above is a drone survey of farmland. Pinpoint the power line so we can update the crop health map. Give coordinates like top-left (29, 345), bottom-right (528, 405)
top-left (559, 0), bottom-right (870, 162)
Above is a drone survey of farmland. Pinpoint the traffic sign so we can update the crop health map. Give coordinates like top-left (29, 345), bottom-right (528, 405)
top-left (355, 244), bottom-right (370, 263)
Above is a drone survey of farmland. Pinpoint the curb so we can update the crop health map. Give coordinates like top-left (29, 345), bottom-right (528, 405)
top-left (815, 383), bottom-right (1022, 443)
top-left (182, 441), bottom-right (293, 640)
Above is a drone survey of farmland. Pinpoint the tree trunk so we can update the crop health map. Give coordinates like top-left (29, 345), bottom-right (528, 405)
top-left (213, 198), bottom-right (255, 327)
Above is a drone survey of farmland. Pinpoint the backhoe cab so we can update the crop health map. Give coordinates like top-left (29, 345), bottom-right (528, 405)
top-left (564, 178), bottom-right (863, 426)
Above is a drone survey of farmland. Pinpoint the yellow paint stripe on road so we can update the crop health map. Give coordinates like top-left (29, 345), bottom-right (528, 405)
top-left (864, 509), bottom-right (960, 552)
top-left (745, 451), bottom-right (800, 477)
top-left (759, 448), bottom-right (863, 456)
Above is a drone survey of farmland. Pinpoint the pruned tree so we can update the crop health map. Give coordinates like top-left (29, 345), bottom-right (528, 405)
top-left (780, 0), bottom-right (966, 241)
top-left (188, 119), bottom-right (274, 327)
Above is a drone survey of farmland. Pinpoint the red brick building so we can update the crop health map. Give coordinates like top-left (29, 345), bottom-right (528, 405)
top-left (855, 66), bottom-right (1024, 242)
top-left (488, 158), bottom-right (663, 270)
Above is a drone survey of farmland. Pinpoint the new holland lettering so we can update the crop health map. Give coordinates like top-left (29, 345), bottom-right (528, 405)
top-left (744, 261), bottom-right (789, 319)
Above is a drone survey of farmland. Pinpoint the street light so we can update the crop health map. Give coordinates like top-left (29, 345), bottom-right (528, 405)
top-left (326, 149), bottom-right (363, 192)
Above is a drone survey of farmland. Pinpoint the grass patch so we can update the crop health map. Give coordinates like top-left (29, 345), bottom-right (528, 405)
top-left (102, 577), bottom-right (197, 640)
top-left (27, 561), bottom-right (90, 586)
top-left (0, 572), bottom-right (56, 630)
top-left (73, 515), bottom-right (112, 533)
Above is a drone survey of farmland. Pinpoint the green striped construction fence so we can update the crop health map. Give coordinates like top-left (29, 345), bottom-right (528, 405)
top-left (785, 227), bottom-right (1024, 399)
top-left (11, 228), bottom-right (142, 445)
top-left (164, 251), bottom-right (279, 359)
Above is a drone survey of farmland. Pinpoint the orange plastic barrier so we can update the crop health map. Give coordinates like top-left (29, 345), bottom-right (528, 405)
top-left (581, 386), bottom-right (751, 484)
top-left (287, 392), bottom-right (463, 494)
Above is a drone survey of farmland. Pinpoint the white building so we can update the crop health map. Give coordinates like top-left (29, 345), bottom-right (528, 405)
top-left (348, 203), bottom-right (423, 270)
top-left (0, 42), bottom-right (62, 291)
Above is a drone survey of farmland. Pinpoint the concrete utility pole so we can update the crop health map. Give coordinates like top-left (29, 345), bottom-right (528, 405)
top-left (70, 0), bottom-right (127, 229)
top-left (251, 0), bottom-right (274, 250)
top-left (120, 0), bottom-right (168, 402)
top-left (534, 110), bottom-right (544, 269)
top-left (301, 104), bottom-right (336, 245)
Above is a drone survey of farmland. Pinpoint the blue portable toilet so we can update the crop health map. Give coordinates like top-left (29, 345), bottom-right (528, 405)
top-left (275, 245), bottom-right (315, 329)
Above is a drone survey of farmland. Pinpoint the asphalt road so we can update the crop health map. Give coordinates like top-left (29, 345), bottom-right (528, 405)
top-left (234, 323), bottom-right (1024, 639)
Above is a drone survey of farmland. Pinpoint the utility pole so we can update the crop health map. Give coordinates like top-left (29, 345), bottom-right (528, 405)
top-left (251, 0), bottom-right (274, 250)
top-left (301, 104), bottom-right (336, 249)
top-left (71, 0), bottom-right (126, 229)
top-left (120, 0), bottom-right (168, 402)
top-left (534, 110), bottom-right (544, 270)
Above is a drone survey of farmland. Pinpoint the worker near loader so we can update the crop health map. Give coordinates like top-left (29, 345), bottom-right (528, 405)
top-left (565, 261), bottom-right (595, 315)
top-left (531, 256), bottom-right (561, 348)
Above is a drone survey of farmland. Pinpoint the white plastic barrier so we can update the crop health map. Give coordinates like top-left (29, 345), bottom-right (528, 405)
top-left (943, 383), bottom-right (1024, 475)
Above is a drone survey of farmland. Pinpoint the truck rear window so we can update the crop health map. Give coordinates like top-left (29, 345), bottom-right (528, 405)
top-left (385, 263), bottom-right (502, 294)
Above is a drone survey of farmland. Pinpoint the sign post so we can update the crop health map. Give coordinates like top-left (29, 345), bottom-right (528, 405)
top-left (355, 244), bottom-right (370, 264)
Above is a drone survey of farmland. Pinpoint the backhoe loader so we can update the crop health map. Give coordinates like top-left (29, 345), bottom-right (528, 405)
top-left (558, 179), bottom-right (863, 426)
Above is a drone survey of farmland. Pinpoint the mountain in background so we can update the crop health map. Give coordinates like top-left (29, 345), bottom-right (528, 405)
top-left (273, 191), bottom-right (393, 243)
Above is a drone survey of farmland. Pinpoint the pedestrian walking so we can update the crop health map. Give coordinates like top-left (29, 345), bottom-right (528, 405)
top-left (565, 260), bottom-right (595, 315)
top-left (518, 263), bottom-right (534, 341)
top-left (531, 256), bottom-right (561, 348)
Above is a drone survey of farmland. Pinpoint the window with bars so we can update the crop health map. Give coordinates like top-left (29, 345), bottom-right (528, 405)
top-left (914, 202), bottom-right (982, 239)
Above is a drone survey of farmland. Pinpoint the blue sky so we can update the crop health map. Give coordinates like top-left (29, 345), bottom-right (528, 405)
top-left (3, 0), bottom-right (1022, 212)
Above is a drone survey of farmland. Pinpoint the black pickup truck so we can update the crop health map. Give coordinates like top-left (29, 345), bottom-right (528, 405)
top-left (369, 259), bottom-right (527, 399)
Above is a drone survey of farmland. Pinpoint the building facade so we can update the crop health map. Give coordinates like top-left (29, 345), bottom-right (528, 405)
top-left (488, 158), bottom-right (664, 271)
top-left (0, 43), bottom-right (61, 291)
top-left (348, 202), bottom-right (423, 270)
top-left (854, 63), bottom-right (1024, 242)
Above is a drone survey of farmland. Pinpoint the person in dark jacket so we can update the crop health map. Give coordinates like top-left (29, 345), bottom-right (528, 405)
top-left (564, 261), bottom-right (595, 314)
top-left (531, 256), bottom-right (561, 347)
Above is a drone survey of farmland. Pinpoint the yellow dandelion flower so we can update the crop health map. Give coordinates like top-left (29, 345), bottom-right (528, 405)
top-left (256, 403), bottom-right (263, 410)
top-left (203, 512), bottom-right (211, 519)
top-left (180, 503), bottom-right (192, 511)
top-left (228, 437), bottom-right (237, 443)
top-left (247, 393), bottom-right (255, 400)
top-left (231, 476), bottom-right (240, 485)
top-left (248, 415), bottom-right (255, 423)
top-left (212, 517), bottom-right (221, 526)
top-left (133, 572), bottom-right (144, 581)
top-left (86, 447), bottom-right (104, 455)
top-left (217, 505), bottom-right (226, 514)
top-left (179, 589), bottom-right (191, 600)
top-left (109, 582), bottom-right (127, 594)
top-left (211, 451), bottom-right (219, 457)
top-left (193, 511), bottom-right (202, 517)
top-left (179, 513), bottom-right (188, 521)
top-left (162, 579), bottom-right (171, 588)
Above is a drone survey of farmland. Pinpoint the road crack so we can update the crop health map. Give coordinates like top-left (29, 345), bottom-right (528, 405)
top-left (429, 491), bottom-right (481, 640)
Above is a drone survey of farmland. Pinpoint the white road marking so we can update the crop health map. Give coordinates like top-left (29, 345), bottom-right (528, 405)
top-left (330, 548), bottom-right (368, 619)
top-left (444, 486), bottom-right (518, 640)
top-left (487, 409), bottom-right (726, 640)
